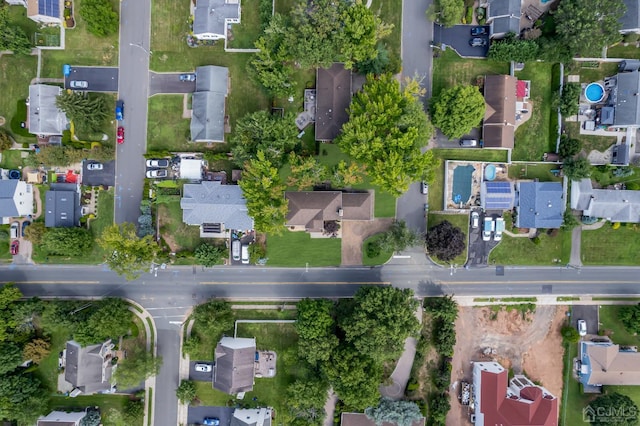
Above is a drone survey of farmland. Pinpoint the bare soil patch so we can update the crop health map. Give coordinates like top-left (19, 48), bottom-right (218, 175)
top-left (446, 305), bottom-right (567, 425)
top-left (341, 218), bottom-right (393, 265)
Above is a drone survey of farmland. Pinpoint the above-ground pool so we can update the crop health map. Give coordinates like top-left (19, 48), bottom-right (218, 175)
top-left (585, 83), bottom-right (605, 103)
top-left (485, 164), bottom-right (496, 181)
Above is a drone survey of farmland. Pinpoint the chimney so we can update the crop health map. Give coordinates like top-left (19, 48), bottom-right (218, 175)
top-left (338, 208), bottom-right (343, 217)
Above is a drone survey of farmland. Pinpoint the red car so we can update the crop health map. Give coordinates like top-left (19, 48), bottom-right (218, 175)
top-left (117, 126), bottom-right (124, 144)
top-left (10, 240), bottom-right (19, 255)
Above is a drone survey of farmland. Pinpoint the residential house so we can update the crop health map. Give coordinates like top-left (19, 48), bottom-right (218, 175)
top-left (611, 144), bottom-right (630, 166)
top-left (64, 340), bottom-right (115, 395)
top-left (213, 337), bottom-right (256, 395)
top-left (484, 0), bottom-right (521, 39)
top-left (45, 183), bottom-right (81, 228)
top-left (481, 181), bottom-right (515, 211)
top-left (28, 84), bottom-right (69, 136)
top-left (37, 411), bottom-right (86, 426)
top-left (515, 181), bottom-right (564, 229)
top-left (579, 340), bottom-right (640, 389)
top-left (473, 361), bottom-right (558, 426)
top-left (571, 178), bottom-right (640, 222)
top-left (181, 180), bottom-right (253, 236)
top-left (341, 413), bottom-right (425, 426)
top-left (190, 66), bottom-right (229, 143)
top-left (610, 70), bottom-right (640, 127)
top-left (231, 407), bottom-right (272, 426)
top-left (315, 63), bottom-right (352, 141)
top-left (285, 191), bottom-right (373, 235)
top-left (620, 0), bottom-right (640, 33)
top-left (0, 180), bottom-right (34, 223)
top-left (483, 75), bottom-right (516, 149)
top-left (192, 0), bottom-right (240, 40)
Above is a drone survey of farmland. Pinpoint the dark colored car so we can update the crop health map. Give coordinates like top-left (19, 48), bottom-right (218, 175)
top-left (469, 38), bottom-right (487, 47)
top-left (470, 26), bottom-right (487, 36)
top-left (21, 221), bottom-right (30, 237)
top-left (179, 73), bottom-right (196, 82)
top-left (10, 240), bottom-right (19, 256)
top-left (117, 126), bottom-right (124, 144)
top-left (115, 100), bottom-right (124, 121)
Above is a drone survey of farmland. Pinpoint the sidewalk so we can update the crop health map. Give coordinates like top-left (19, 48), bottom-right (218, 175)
top-left (454, 295), bottom-right (640, 306)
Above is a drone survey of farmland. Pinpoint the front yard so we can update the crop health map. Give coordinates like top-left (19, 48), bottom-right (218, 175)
top-left (266, 231), bottom-right (342, 267)
top-left (157, 196), bottom-right (202, 253)
top-left (488, 229), bottom-right (571, 265)
top-left (146, 95), bottom-right (193, 152)
top-left (581, 223), bottom-right (640, 266)
top-left (427, 213), bottom-right (468, 266)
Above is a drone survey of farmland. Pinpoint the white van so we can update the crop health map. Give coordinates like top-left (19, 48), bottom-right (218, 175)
top-left (459, 139), bottom-right (478, 147)
top-left (10, 222), bottom-right (19, 239)
top-left (241, 244), bottom-right (250, 264)
top-left (231, 240), bottom-right (241, 261)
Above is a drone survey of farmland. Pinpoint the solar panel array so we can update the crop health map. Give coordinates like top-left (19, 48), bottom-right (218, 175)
top-left (39, 0), bottom-right (60, 18)
top-left (484, 182), bottom-right (513, 209)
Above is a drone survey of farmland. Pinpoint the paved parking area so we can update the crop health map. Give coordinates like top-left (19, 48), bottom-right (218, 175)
top-left (65, 66), bottom-right (119, 92)
top-left (433, 24), bottom-right (490, 58)
top-left (572, 305), bottom-right (599, 336)
top-left (187, 406), bottom-right (234, 426)
top-left (466, 210), bottom-right (500, 268)
top-left (188, 361), bottom-right (214, 382)
top-left (82, 160), bottom-right (115, 187)
top-left (149, 71), bottom-right (196, 96)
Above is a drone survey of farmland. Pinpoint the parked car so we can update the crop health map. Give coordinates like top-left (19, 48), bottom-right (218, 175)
top-left (232, 240), bottom-right (241, 261)
top-left (69, 80), bottom-right (88, 89)
top-left (87, 162), bottom-right (103, 171)
top-left (194, 363), bottom-right (212, 372)
top-left (115, 100), bottom-right (124, 121)
top-left (241, 244), bottom-right (250, 264)
top-left (203, 418), bottom-right (220, 426)
top-left (10, 221), bottom-right (19, 239)
top-left (494, 217), bottom-right (505, 241)
top-left (421, 181), bottom-right (429, 195)
top-left (471, 211), bottom-right (480, 229)
top-left (117, 126), bottom-right (124, 145)
top-left (470, 26), bottom-right (487, 36)
top-left (21, 221), bottom-right (30, 237)
top-left (459, 139), bottom-right (478, 147)
top-left (179, 73), bottom-right (196, 82)
top-left (482, 217), bottom-right (494, 242)
top-left (146, 159), bottom-right (170, 168)
top-left (469, 38), bottom-right (487, 47)
top-left (578, 320), bottom-right (587, 336)
top-left (146, 169), bottom-right (168, 179)
top-left (10, 240), bottom-right (19, 256)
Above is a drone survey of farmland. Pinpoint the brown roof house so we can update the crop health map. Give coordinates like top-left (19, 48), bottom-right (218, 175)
top-left (579, 340), bottom-right (640, 390)
top-left (341, 413), bottom-right (425, 426)
top-left (473, 361), bottom-right (558, 426)
top-left (483, 75), bottom-right (517, 149)
top-left (37, 411), bottom-right (86, 426)
top-left (213, 337), bottom-right (256, 395)
top-left (285, 191), bottom-right (374, 236)
top-left (315, 63), bottom-right (353, 141)
top-left (64, 340), bottom-right (115, 396)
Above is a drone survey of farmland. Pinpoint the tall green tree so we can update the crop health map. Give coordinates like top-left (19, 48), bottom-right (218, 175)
top-left (324, 346), bottom-right (382, 410)
top-left (0, 130), bottom-right (12, 152)
top-left (23, 222), bottom-right (46, 245)
top-left (587, 392), bottom-right (638, 425)
top-left (0, 372), bottom-right (48, 424)
top-left (487, 34), bottom-right (539, 62)
top-left (98, 223), bottom-right (158, 280)
top-left (0, 284), bottom-right (22, 342)
top-left (558, 135), bottom-right (581, 159)
top-left (194, 243), bottom-right (225, 267)
top-left (619, 304), bottom-right (640, 335)
top-left (287, 153), bottom-right (329, 190)
top-left (79, 0), bottom-right (119, 37)
top-left (563, 157), bottom-right (591, 180)
top-left (426, 220), bottom-right (466, 263)
top-left (554, 0), bottom-right (624, 58)
top-left (286, 377), bottom-right (329, 426)
top-left (338, 74), bottom-right (438, 196)
top-left (427, 0), bottom-right (465, 28)
top-left (192, 300), bottom-right (234, 339)
top-left (113, 345), bottom-right (162, 389)
top-left (340, 287), bottom-right (419, 363)
top-left (0, 343), bottom-right (23, 375)
top-left (176, 380), bottom-right (197, 404)
top-left (56, 92), bottom-right (109, 135)
top-left (41, 227), bottom-right (93, 257)
top-left (295, 298), bottom-right (339, 366)
top-left (339, 1), bottom-right (391, 68)
top-left (430, 85), bottom-right (485, 139)
top-left (74, 298), bottom-right (133, 345)
top-left (239, 151), bottom-right (288, 234)
top-left (0, 5), bottom-right (33, 55)
top-left (378, 220), bottom-right (422, 252)
top-left (558, 83), bottom-right (581, 117)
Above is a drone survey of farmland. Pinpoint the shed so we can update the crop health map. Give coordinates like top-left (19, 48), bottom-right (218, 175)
top-left (619, 60), bottom-right (640, 73)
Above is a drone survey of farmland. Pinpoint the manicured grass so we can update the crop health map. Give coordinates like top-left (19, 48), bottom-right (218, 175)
top-left (0, 225), bottom-right (10, 262)
top-left (234, 309), bottom-right (298, 320)
top-left (362, 233), bottom-right (393, 266)
top-left (0, 150), bottom-right (26, 169)
top-left (590, 165), bottom-right (640, 187)
top-left (8, 5), bottom-right (38, 40)
top-left (598, 305), bottom-right (640, 346)
top-left (581, 223), bottom-right (640, 265)
top-left (428, 161), bottom-right (445, 212)
top-left (564, 121), bottom-right (616, 155)
top-left (560, 342), bottom-right (592, 426)
top-left (146, 95), bottom-right (192, 152)
top-left (427, 213), bottom-right (468, 266)
top-left (48, 394), bottom-right (133, 425)
top-left (369, 0), bottom-right (402, 62)
top-left (40, 0), bottom-right (120, 77)
top-left (489, 230), bottom-right (569, 265)
top-left (513, 62), bottom-right (555, 161)
top-left (433, 148), bottom-right (508, 163)
top-left (431, 50), bottom-right (509, 98)
top-left (227, 0), bottom-right (263, 49)
top-left (194, 381), bottom-right (230, 406)
top-left (507, 163), bottom-right (563, 182)
top-left (0, 55), bottom-right (38, 144)
top-left (266, 230), bottom-right (341, 267)
top-left (607, 43), bottom-right (640, 60)
top-left (157, 196), bottom-right (202, 252)
top-left (575, 62), bottom-right (619, 86)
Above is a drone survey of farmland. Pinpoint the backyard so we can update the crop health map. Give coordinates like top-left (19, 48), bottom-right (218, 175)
top-left (427, 213), bottom-right (468, 266)
top-left (607, 43), bottom-right (640, 60)
top-left (581, 223), bottom-right (640, 265)
top-left (434, 148), bottom-right (508, 163)
top-left (265, 231), bottom-right (342, 267)
top-left (507, 163), bottom-right (563, 182)
top-left (226, 0), bottom-right (264, 49)
top-left (574, 61), bottom-right (619, 84)
top-left (564, 122), bottom-right (616, 155)
top-left (488, 229), bottom-right (571, 265)
top-left (0, 54), bottom-right (38, 144)
top-left (431, 50), bottom-right (509, 98)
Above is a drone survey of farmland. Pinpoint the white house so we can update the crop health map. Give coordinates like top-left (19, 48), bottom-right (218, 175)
top-left (192, 0), bottom-right (240, 40)
top-left (0, 180), bottom-right (34, 223)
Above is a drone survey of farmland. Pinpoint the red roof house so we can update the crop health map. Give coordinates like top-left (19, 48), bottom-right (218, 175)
top-left (473, 362), bottom-right (558, 426)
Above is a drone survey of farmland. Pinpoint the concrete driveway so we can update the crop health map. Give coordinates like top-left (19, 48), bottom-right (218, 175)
top-left (65, 66), bottom-right (119, 92)
top-left (466, 210), bottom-right (500, 267)
top-left (149, 72), bottom-right (196, 96)
top-left (82, 160), bottom-right (115, 187)
top-left (433, 24), bottom-right (490, 58)
top-left (572, 305), bottom-right (598, 336)
top-left (187, 407), bottom-right (234, 426)
top-left (401, 0), bottom-right (434, 98)
top-left (396, 182), bottom-right (427, 234)
top-left (188, 361), bottom-right (213, 382)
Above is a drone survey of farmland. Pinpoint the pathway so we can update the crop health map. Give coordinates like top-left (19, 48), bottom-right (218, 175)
top-left (569, 226), bottom-right (582, 267)
top-left (127, 302), bottom-right (157, 426)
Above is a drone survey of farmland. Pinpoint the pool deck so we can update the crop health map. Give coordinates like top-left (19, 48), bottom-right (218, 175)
top-left (444, 161), bottom-right (509, 211)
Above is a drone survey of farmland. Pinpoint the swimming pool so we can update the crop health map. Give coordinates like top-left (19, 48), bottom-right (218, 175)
top-left (585, 83), bottom-right (605, 103)
top-left (485, 164), bottom-right (496, 181)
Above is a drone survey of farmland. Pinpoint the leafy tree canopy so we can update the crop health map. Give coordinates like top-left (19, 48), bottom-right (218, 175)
top-left (324, 346), bottom-right (382, 410)
top-left (22, 338), bottom-right (51, 364)
top-left (619, 304), bottom-right (640, 335)
top-left (365, 398), bottom-right (423, 426)
top-left (295, 298), bottom-right (339, 365)
top-left (194, 243), bottom-right (225, 267)
top-left (176, 380), bottom-right (197, 404)
top-left (427, 0), bottom-right (465, 28)
top-left (0, 342), bottom-right (23, 375)
top-left (0, 284), bottom-right (22, 342)
top-left (23, 222), bottom-right (46, 245)
top-left (287, 152), bottom-right (329, 191)
top-left (559, 83), bottom-right (581, 117)
top-left (426, 220), bottom-right (466, 263)
top-left (192, 300), bottom-right (234, 339)
top-left (487, 33), bottom-right (539, 63)
top-left (0, 130), bottom-right (12, 152)
top-left (0, 5), bottom-right (33, 55)
top-left (41, 227), bottom-right (93, 257)
top-left (430, 84), bottom-right (485, 139)
top-left (113, 345), bottom-right (162, 389)
top-left (79, 0), bottom-right (119, 37)
top-left (0, 372), bottom-right (48, 424)
top-left (74, 298), bottom-right (133, 346)
top-left (286, 377), bottom-right (329, 426)
top-left (558, 134), bottom-right (581, 158)
top-left (98, 223), bottom-right (158, 280)
top-left (587, 392), bottom-right (638, 426)
top-left (563, 157), bottom-right (591, 181)
top-left (56, 91), bottom-right (109, 135)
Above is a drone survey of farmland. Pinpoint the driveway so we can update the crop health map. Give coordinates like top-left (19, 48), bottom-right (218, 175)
top-left (466, 210), bottom-right (500, 267)
top-left (401, 0), bottom-right (434, 98)
top-left (187, 407), bottom-right (234, 426)
top-left (396, 182), bottom-right (428, 234)
top-left (433, 24), bottom-right (490, 58)
top-left (341, 218), bottom-right (393, 266)
top-left (82, 160), bottom-right (116, 187)
top-left (572, 305), bottom-right (598, 336)
top-left (65, 66), bottom-right (119, 92)
top-left (149, 72), bottom-right (196, 96)
top-left (188, 361), bottom-right (213, 382)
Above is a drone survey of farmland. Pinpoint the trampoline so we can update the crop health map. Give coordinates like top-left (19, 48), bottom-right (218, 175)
top-left (8, 170), bottom-right (20, 180)
top-left (485, 164), bottom-right (497, 181)
top-left (452, 164), bottom-right (475, 206)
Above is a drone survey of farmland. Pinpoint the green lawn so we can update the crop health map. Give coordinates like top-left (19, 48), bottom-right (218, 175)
top-left (40, 0), bottom-right (120, 77)
top-left (266, 230), bottom-right (341, 267)
top-left (0, 225), bottom-right (10, 262)
top-left (157, 196), bottom-right (202, 252)
top-left (598, 305), bottom-right (640, 346)
top-left (489, 229), bottom-right (570, 265)
top-left (433, 148), bottom-right (508, 163)
top-left (513, 62), bottom-right (556, 161)
top-left (227, 0), bottom-right (263, 49)
top-left (561, 342), bottom-right (592, 426)
top-left (507, 163), bottom-right (563, 182)
top-left (431, 50), bottom-right (509, 98)
top-left (8, 5), bottom-right (38, 40)
top-left (369, 0), bottom-right (402, 63)
top-left (0, 150), bottom-right (26, 169)
top-left (0, 55), bottom-right (38, 144)
top-left (36, 323), bottom-right (74, 391)
top-left (146, 95), bottom-right (193, 152)
top-left (362, 233), bottom-right (393, 266)
top-left (564, 122), bottom-right (616, 155)
top-left (581, 224), bottom-right (640, 265)
top-left (428, 161), bottom-right (445, 212)
top-left (590, 165), bottom-right (640, 187)
top-left (607, 43), bottom-right (640, 60)
top-left (48, 395), bottom-right (134, 426)
top-left (575, 61), bottom-right (619, 84)
top-left (427, 213), bottom-right (468, 266)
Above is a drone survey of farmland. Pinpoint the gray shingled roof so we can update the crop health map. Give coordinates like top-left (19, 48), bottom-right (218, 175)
top-left (613, 71), bottom-right (640, 126)
top-left (571, 178), bottom-right (640, 222)
top-left (0, 180), bottom-right (20, 218)
top-left (516, 181), bottom-right (564, 228)
top-left (181, 181), bottom-right (253, 230)
top-left (28, 84), bottom-right (69, 136)
top-left (193, 0), bottom-right (239, 37)
top-left (64, 340), bottom-right (113, 394)
top-left (191, 66), bottom-right (229, 143)
top-left (487, 0), bottom-right (520, 18)
top-left (213, 337), bottom-right (256, 394)
top-left (45, 184), bottom-right (80, 228)
top-left (490, 16), bottom-right (521, 35)
top-left (620, 0), bottom-right (639, 32)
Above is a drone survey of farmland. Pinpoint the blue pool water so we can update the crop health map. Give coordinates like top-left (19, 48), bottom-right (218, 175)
top-left (485, 164), bottom-right (496, 181)
top-left (452, 164), bottom-right (475, 206)
top-left (585, 83), bottom-right (605, 103)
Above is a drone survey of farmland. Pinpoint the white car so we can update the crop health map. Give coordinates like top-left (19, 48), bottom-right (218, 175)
top-left (146, 169), bottom-right (168, 179)
top-left (578, 320), bottom-right (587, 337)
top-left (70, 80), bottom-right (88, 89)
top-left (87, 162), bottom-right (103, 171)
top-left (146, 159), bottom-right (170, 168)
top-left (194, 363), bottom-right (212, 372)
top-left (471, 212), bottom-right (479, 229)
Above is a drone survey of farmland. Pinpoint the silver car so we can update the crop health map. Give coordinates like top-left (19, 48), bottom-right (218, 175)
top-left (87, 162), bottom-right (103, 171)
top-left (146, 159), bottom-right (170, 168)
top-left (146, 169), bottom-right (168, 179)
top-left (194, 363), bottom-right (212, 372)
top-left (70, 80), bottom-right (88, 89)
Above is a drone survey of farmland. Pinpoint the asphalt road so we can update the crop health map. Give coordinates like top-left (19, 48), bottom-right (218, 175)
top-left (115, 0), bottom-right (152, 225)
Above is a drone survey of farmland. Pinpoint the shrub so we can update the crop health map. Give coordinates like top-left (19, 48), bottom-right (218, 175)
top-left (366, 240), bottom-right (381, 258)
top-left (531, 236), bottom-right (541, 245)
top-left (624, 33), bottom-right (640, 43)
top-left (612, 222), bottom-right (621, 229)
top-left (465, 7), bottom-right (473, 24)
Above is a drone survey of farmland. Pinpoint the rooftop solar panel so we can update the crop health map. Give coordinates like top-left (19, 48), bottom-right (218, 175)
top-left (38, 0), bottom-right (59, 17)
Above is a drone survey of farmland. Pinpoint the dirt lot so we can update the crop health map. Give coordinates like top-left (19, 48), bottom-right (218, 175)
top-left (341, 218), bottom-right (393, 265)
top-left (447, 305), bottom-right (567, 425)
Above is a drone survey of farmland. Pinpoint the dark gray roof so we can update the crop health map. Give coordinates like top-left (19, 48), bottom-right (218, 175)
top-left (64, 340), bottom-right (114, 394)
top-left (490, 16), bottom-right (521, 36)
top-left (230, 408), bottom-right (272, 426)
top-left (191, 66), bottom-right (229, 142)
top-left (571, 178), bottom-right (640, 222)
top-left (612, 144), bottom-right (630, 165)
top-left (37, 411), bottom-right (86, 426)
top-left (481, 181), bottom-right (515, 210)
top-left (193, 0), bottom-right (239, 37)
top-left (196, 66), bottom-right (229, 94)
top-left (601, 106), bottom-right (615, 125)
top-left (28, 84), bottom-right (69, 136)
top-left (315, 63), bottom-right (352, 141)
top-left (516, 182), bottom-right (564, 228)
top-left (620, 0), bottom-right (639, 32)
top-left (613, 71), bottom-right (640, 126)
top-left (0, 180), bottom-right (20, 217)
top-left (181, 181), bottom-right (253, 230)
top-left (487, 0), bottom-right (520, 18)
top-left (45, 184), bottom-right (80, 228)
top-left (213, 337), bottom-right (256, 394)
